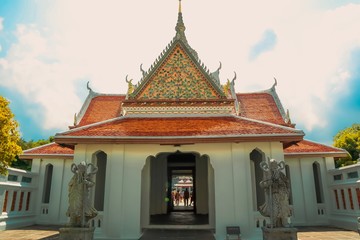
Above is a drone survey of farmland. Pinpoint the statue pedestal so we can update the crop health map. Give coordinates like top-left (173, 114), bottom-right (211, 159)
top-left (59, 227), bottom-right (95, 240)
top-left (262, 227), bottom-right (298, 240)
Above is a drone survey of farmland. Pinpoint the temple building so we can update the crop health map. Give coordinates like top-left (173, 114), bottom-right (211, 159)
top-left (1, 2), bottom-right (355, 240)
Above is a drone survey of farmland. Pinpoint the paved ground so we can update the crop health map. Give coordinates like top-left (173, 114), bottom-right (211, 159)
top-left (140, 229), bottom-right (215, 240)
top-left (0, 225), bottom-right (60, 240)
top-left (0, 225), bottom-right (358, 240)
top-left (297, 226), bottom-right (359, 240)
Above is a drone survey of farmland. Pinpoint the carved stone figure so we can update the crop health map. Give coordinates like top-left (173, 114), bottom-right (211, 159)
top-left (259, 158), bottom-right (291, 228)
top-left (66, 161), bottom-right (98, 227)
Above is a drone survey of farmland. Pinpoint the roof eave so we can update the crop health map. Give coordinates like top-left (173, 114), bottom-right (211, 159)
top-left (284, 152), bottom-right (348, 158)
top-left (19, 154), bottom-right (74, 160)
top-left (55, 133), bottom-right (304, 145)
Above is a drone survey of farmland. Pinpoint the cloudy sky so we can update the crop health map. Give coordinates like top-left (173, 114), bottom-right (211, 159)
top-left (0, 0), bottom-right (359, 144)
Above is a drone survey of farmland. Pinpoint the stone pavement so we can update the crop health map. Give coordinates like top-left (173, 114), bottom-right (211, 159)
top-left (297, 226), bottom-right (359, 240)
top-left (0, 225), bottom-right (60, 240)
top-left (0, 225), bottom-right (359, 240)
top-left (140, 229), bottom-right (216, 240)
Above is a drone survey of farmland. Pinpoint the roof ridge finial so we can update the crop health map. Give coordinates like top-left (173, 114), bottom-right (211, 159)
top-left (175, 0), bottom-right (186, 41)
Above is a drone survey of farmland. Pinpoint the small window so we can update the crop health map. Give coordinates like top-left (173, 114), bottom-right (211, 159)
top-left (347, 172), bottom-right (359, 179)
top-left (333, 174), bottom-right (343, 181)
top-left (7, 175), bottom-right (18, 182)
top-left (21, 177), bottom-right (32, 183)
top-left (42, 164), bottom-right (53, 204)
top-left (334, 190), bottom-right (340, 209)
top-left (313, 162), bottom-right (324, 203)
top-left (94, 151), bottom-right (107, 211)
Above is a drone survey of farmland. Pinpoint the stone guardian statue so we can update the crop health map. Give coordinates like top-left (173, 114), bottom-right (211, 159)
top-left (66, 161), bottom-right (98, 227)
top-left (259, 157), bottom-right (291, 228)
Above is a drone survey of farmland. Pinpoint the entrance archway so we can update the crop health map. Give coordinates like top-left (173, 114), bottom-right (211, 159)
top-left (167, 152), bottom-right (195, 213)
top-left (142, 151), bottom-right (213, 227)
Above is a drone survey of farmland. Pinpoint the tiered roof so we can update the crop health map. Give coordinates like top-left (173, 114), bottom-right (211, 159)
top-left (20, 1), bottom-right (347, 159)
top-left (77, 94), bottom-right (125, 127)
top-left (55, 116), bottom-right (304, 145)
top-left (237, 83), bottom-right (287, 126)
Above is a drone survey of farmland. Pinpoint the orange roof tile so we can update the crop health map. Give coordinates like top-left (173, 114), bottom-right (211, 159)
top-left (76, 92), bottom-right (286, 128)
top-left (78, 95), bottom-right (125, 126)
top-left (237, 93), bottom-right (285, 125)
top-left (56, 116), bottom-right (304, 144)
top-left (20, 142), bottom-right (74, 158)
top-left (284, 140), bottom-right (348, 157)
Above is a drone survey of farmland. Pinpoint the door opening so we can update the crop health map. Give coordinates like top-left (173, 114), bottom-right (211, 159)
top-left (149, 152), bottom-right (209, 225)
top-left (168, 168), bottom-right (195, 212)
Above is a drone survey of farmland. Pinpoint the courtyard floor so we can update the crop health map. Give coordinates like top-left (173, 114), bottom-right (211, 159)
top-left (0, 225), bottom-right (358, 240)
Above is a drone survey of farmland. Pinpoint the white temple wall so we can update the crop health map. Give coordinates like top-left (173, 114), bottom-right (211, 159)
top-left (285, 156), bottom-right (330, 226)
top-left (12, 141), bottom-right (351, 240)
top-left (32, 158), bottom-right (72, 225)
top-left (59, 160), bottom-right (73, 223)
top-left (29, 141), bottom-right (286, 239)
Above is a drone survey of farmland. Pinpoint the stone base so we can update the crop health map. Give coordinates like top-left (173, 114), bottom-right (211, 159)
top-left (59, 227), bottom-right (95, 240)
top-left (262, 227), bottom-right (298, 240)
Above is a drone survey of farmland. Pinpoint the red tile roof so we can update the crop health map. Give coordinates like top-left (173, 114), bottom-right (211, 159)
top-left (78, 95), bottom-right (125, 127)
top-left (284, 140), bottom-right (348, 157)
top-left (76, 92), bottom-right (285, 128)
top-left (237, 92), bottom-right (285, 125)
top-left (56, 116), bottom-right (304, 144)
top-left (20, 142), bottom-right (74, 159)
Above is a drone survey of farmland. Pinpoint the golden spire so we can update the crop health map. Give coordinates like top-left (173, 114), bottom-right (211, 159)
top-left (175, 0), bottom-right (186, 40)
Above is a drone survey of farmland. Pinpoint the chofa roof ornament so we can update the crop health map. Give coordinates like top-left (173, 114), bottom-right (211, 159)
top-left (86, 81), bottom-right (93, 92)
top-left (272, 77), bottom-right (277, 90)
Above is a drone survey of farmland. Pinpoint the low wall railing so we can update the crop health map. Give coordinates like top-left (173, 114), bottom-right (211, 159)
top-left (0, 168), bottom-right (38, 229)
top-left (328, 164), bottom-right (360, 230)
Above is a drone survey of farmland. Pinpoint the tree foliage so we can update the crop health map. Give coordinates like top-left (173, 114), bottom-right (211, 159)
top-left (0, 96), bottom-right (22, 175)
top-left (11, 136), bottom-right (54, 171)
top-left (18, 136), bottom-right (54, 150)
top-left (333, 124), bottom-right (360, 167)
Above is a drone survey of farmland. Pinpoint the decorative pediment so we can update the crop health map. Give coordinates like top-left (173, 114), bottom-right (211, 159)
top-left (121, 1), bottom-right (236, 115)
top-left (132, 43), bottom-right (225, 100)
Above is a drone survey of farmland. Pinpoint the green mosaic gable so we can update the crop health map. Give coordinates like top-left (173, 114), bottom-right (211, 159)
top-left (136, 44), bottom-right (220, 100)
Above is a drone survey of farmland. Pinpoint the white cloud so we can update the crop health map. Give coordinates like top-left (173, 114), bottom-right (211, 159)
top-left (1, 0), bottom-right (360, 135)
top-left (0, 17), bottom-right (3, 32)
top-left (0, 24), bottom-right (83, 129)
top-left (0, 17), bottom-right (3, 52)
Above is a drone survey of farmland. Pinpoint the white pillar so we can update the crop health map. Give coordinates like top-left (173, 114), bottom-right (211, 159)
top-left (196, 155), bottom-right (209, 214)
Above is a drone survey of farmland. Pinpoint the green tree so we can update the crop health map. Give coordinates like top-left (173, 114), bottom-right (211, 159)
top-left (11, 136), bottom-right (54, 171)
top-left (0, 96), bottom-right (22, 175)
top-left (18, 136), bottom-right (54, 150)
top-left (333, 124), bottom-right (360, 167)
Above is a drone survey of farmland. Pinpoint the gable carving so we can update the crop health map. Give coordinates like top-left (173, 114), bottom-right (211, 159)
top-left (136, 44), bottom-right (221, 100)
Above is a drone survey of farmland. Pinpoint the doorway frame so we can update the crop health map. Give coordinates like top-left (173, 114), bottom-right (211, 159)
top-left (167, 166), bottom-right (196, 213)
top-left (141, 151), bottom-right (215, 230)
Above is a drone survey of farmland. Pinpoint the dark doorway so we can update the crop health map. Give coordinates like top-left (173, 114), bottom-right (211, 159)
top-left (167, 152), bottom-right (196, 213)
top-left (168, 168), bottom-right (195, 212)
top-left (149, 152), bottom-right (209, 225)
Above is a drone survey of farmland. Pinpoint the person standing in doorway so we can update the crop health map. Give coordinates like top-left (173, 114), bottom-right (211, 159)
top-left (184, 188), bottom-right (190, 206)
top-left (175, 190), bottom-right (180, 206)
